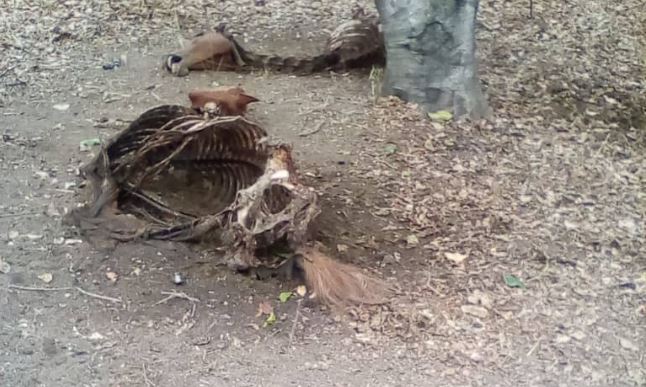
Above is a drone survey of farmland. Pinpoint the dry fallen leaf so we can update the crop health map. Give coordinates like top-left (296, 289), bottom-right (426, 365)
top-left (106, 271), bottom-right (118, 282)
top-left (555, 334), bottom-right (571, 344)
top-left (461, 305), bottom-right (488, 318)
top-left (619, 337), bottom-right (639, 351)
top-left (336, 244), bottom-right (349, 253)
top-left (445, 252), bottom-right (467, 264)
top-left (87, 332), bottom-right (105, 341)
top-left (38, 273), bottom-right (53, 283)
top-left (256, 301), bottom-right (273, 317)
top-left (46, 202), bottom-right (61, 217)
top-left (406, 234), bottom-right (419, 246)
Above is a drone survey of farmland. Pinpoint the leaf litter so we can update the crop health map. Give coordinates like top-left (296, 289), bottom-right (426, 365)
top-left (323, 0), bottom-right (645, 383)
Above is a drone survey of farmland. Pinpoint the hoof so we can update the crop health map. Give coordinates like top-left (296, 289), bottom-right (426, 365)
top-left (163, 54), bottom-right (189, 76)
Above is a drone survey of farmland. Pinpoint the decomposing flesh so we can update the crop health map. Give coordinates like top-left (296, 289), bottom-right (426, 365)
top-left (66, 90), bottom-right (390, 308)
top-left (162, 10), bottom-right (384, 76)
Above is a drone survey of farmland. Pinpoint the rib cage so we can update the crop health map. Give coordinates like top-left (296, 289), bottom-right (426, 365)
top-left (66, 95), bottom-right (391, 308)
top-left (80, 105), bottom-right (270, 223)
top-left (104, 105), bottom-right (197, 162)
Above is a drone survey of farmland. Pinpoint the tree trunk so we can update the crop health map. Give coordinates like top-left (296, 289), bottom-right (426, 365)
top-left (375, 0), bottom-right (490, 119)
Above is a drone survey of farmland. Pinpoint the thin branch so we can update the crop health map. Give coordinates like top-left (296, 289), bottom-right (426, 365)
top-left (298, 120), bottom-right (325, 137)
top-left (0, 65), bottom-right (16, 79)
top-left (298, 103), bottom-right (330, 116)
top-left (142, 363), bottom-right (156, 387)
top-left (529, 0), bottom-right (534, 18)
top-left (154, 290), bottom-right (200, 305)
top-left (74, 286), bottom-right (123, 303)
top-left (8, 285), bottom-right (70, 291)
top-left (287, 299), bottom-right (303, 351)
top-left (0, 211), bottom-right (40, 219)
top-left (8, 284), bottom-right (122, 303)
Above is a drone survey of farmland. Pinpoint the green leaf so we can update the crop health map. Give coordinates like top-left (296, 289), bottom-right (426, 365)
top-left (79, 138), bottom-right (102, 152)
top-left (384, 144), bottom-right (398, 154)
top-left (503, 274), bottom-right (525, 288)
top-left (428, 110), bottom-right (453, 122)
top-left (279, 291), bottom-right (293, 303)
top-left (263, 312), bottom-right (277, 327)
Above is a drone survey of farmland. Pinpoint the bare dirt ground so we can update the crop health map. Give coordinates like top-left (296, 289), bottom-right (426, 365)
top-left (1, 0), bottom-right (644, 386)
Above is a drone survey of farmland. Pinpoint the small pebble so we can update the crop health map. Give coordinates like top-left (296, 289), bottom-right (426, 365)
top-left (102, 58), bottom-right (121, 70)
top-left (173, 272), bottom-right (184, 285)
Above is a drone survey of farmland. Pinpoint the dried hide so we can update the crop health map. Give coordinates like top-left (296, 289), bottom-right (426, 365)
top-left (66, 104), bottom-right (390, 308)
top-left (162, 11), bottom-right (384, 77)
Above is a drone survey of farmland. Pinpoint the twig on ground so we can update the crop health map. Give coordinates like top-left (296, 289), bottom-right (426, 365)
top-left (74, 286), bottom-right (123, 303)
top-left (174, 10), bottom-right (184, 48)
top-left (287, 299), bottom-right (303, 351)
top-left (8, 285), bottom-right (70, 292)
top-left (6, 80), bottom-right (27, 88)
top-left (0, 211), bottom-right (41, 219)
top-left (298, 103), bottom-right (330, 116)
top-left (526, 336), bottom-right (542, 357)
top-left (0, 65), bottom-right (16, 79)
top-left (154, 290), bottom-right (200, 305)
top-left (8, 284), bottom-right (122, 303)
top-left (142, 362), bottom-right (156, 387)
top-left (298, 120), bottom-right (325, 137)
top-left (424, 270), bottom-right (441, 296)
top-left (529, 0), bottom-right (534, 18)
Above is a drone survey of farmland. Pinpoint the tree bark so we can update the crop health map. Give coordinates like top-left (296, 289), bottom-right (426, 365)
top-left (375, 0), bottom-right (490, 119)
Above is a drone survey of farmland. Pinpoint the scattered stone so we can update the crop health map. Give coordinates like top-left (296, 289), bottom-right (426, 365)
top-left (173, 272), bottom-right (185, 285)
top-left (37, 273), bottom-right (53, 283)
top-left (461, 305), bottom-right (488, 318)
top-left (555, 334), bottom-right (571, 344)
top-left (46, 203), bottom-right (61, 217)
top-left (87, 332), bottom-right (105, 341)
top-left (53, 103), bottom-right (70, 111)
top-left (0, 257), bottom-right (11, 274)
top-left (64, 239), bottom-right (83, 245)
top-left (619, 337), bottom-right (639, 351)
top-left (571, 331), bottom-right (586, 341)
